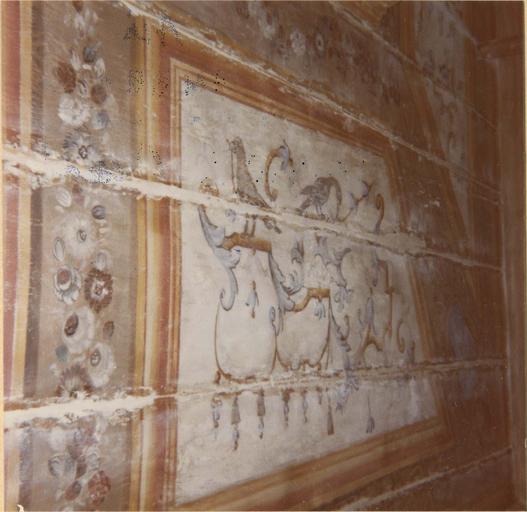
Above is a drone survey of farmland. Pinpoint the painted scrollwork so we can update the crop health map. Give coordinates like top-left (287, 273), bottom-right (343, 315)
top-left (299, 176), bottom-right (385, 232)
top-left (229, 136), bottom-right (387, 233)
top-left (199, 136), bottom-right (417, 443)
top-left (200, 206), bottom-right (278, 384)
top-left (198, 206), bottom-right (241, 312)
top-left (264, 140), bottom-right (293, 202)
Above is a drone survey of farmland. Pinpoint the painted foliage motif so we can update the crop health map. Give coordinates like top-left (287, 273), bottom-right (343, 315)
top-left (175, 64), bottom-right (440, 504)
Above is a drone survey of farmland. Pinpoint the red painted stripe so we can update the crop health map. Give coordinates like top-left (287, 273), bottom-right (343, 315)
top-left (157, 198), bottom-right (171, 390)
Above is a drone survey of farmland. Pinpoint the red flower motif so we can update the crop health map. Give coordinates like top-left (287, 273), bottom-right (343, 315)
top-left (84, 268), bottom-right (113, 313)
top-left (88, 470), bottom-right (111, 506)
top-left (54, 61), bottom-right (77, 93)
top-left (64, 480), bottom-right (82, 501)
top-left (56, 364), bottom-right (93, 398)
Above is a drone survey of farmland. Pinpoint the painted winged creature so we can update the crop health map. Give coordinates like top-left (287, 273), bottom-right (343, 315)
top-left (300, 176), bottom-right (372, 222)
top-left (299, 176), bottom-right (343, 219)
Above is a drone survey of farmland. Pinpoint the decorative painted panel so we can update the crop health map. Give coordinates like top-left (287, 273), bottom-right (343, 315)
top-left (3, 166), bottom-right (181, 403)
top-left (145, 24), bottom-right (451, 508)
top-left (3, 1), bottom-right (513, 510)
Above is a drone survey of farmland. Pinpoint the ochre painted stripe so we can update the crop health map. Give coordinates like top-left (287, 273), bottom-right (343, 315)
top-left (2, 1), bottom-right (20, 141)
top-left (11, 173), bottom-right (31, 398)
top-left (19, 1), bottom-right (31, 148)
top-left (144, 199), bottom-right (161, 388)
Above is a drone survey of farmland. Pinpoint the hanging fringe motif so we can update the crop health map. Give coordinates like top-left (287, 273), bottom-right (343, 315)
top-left (317, 386), bottom-right (323, 406)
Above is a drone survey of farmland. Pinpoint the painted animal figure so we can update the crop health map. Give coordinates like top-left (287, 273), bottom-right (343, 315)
top-left (228, 137), bottom-right (269, 209)
top-left (227, 137), bottom-right (280, 234)
top-left (299, 176), bottom-right (342, 219)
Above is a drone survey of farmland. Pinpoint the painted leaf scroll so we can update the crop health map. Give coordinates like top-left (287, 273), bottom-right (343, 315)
top-left (175, 61), bottom-right (442, 505)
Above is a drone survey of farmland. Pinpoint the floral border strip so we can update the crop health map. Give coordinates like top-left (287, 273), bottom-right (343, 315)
top-left (55, 2), bottom-right (116, 170)
top-left (46, 3), bottom-right (121, 508)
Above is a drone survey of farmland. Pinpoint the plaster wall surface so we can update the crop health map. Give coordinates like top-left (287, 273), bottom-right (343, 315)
top-left (2, 1), bottom-right (523, 510)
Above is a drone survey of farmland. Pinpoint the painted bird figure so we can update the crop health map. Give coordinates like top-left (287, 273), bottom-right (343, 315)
top-left (227, 137), bottom-right (280, 234)
top-left (299, 176), bottom-right (342, 219)
top-left (228, 137), bottom-right (269, 209)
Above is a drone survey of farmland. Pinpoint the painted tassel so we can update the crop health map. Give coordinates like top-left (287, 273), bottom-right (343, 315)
top-left (211, 395), bottom-right (222, 439)
top-left (366, 393), bottom-right (375, 434)
top-left (317, 386), bottom-right (323, 406)
top-left (282, 389), bottom-right (291, 428)
top-left (301, 389), bottom-right (309, 423)
top-left (231, 395), bottom-right (241, 450)
top-left (256, 389), bottom-right (265, 439)
top-left (327, 391), bottom-right (334, 436)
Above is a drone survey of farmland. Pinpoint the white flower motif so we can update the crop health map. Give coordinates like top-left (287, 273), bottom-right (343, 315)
top-left (69, 49), bottom-right (82, 71)
top-left (84, 445), bottom-right (102, 473)
top-left (63, 131), bottom-right (102, 167)
top-left (55, 187), bottom-right (72, 208)
top-left (62, 305), bottom-right (95, 355)
top-left (72, 8), bottom-right (98, 38)
top-left (94, 57), bottom-right (105, 79)
top-left (48, 427), bottom-right (68, 452)
top-left (60, 211), bottom-right (97, 261)
top-left (91, 110), bottom-right (109, 131)
top-left (53, 237), bottom-right (66, 263)
top-left (94, 250), bottom-right (111, 271)
top-left (58, 94), bottom-right (91, 128)
top-left (290, 30), bottom-right (306, 56)
top-left (87, 342), bottom-right (116, 387)
top-left (48, 452), bottom-right (77, 480)
top-left (315, 33), bottom-right (325, 55)
top-left (53, 265), bottom-right (82, 305)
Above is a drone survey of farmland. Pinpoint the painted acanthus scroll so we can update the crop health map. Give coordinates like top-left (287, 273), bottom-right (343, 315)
top-left (197, 135), bottom-right (414, 447)
top-left (268, 251), bottom-right (332, 372)
top-left (198, 206), bottom-right (241, 311)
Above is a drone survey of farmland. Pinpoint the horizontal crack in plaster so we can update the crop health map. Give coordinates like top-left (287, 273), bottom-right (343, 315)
top-left (3, 146), bottom-right (502, 273)
top-left (4, 358), bottom-right (506, 426)
top-left (120, 0), bottom-right (501, 197)
top-left (4, 393), bottom-right (156, 430)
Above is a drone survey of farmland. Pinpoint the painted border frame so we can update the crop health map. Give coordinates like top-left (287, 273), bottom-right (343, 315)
top-left (140, 17), bottom-right (453, 510)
